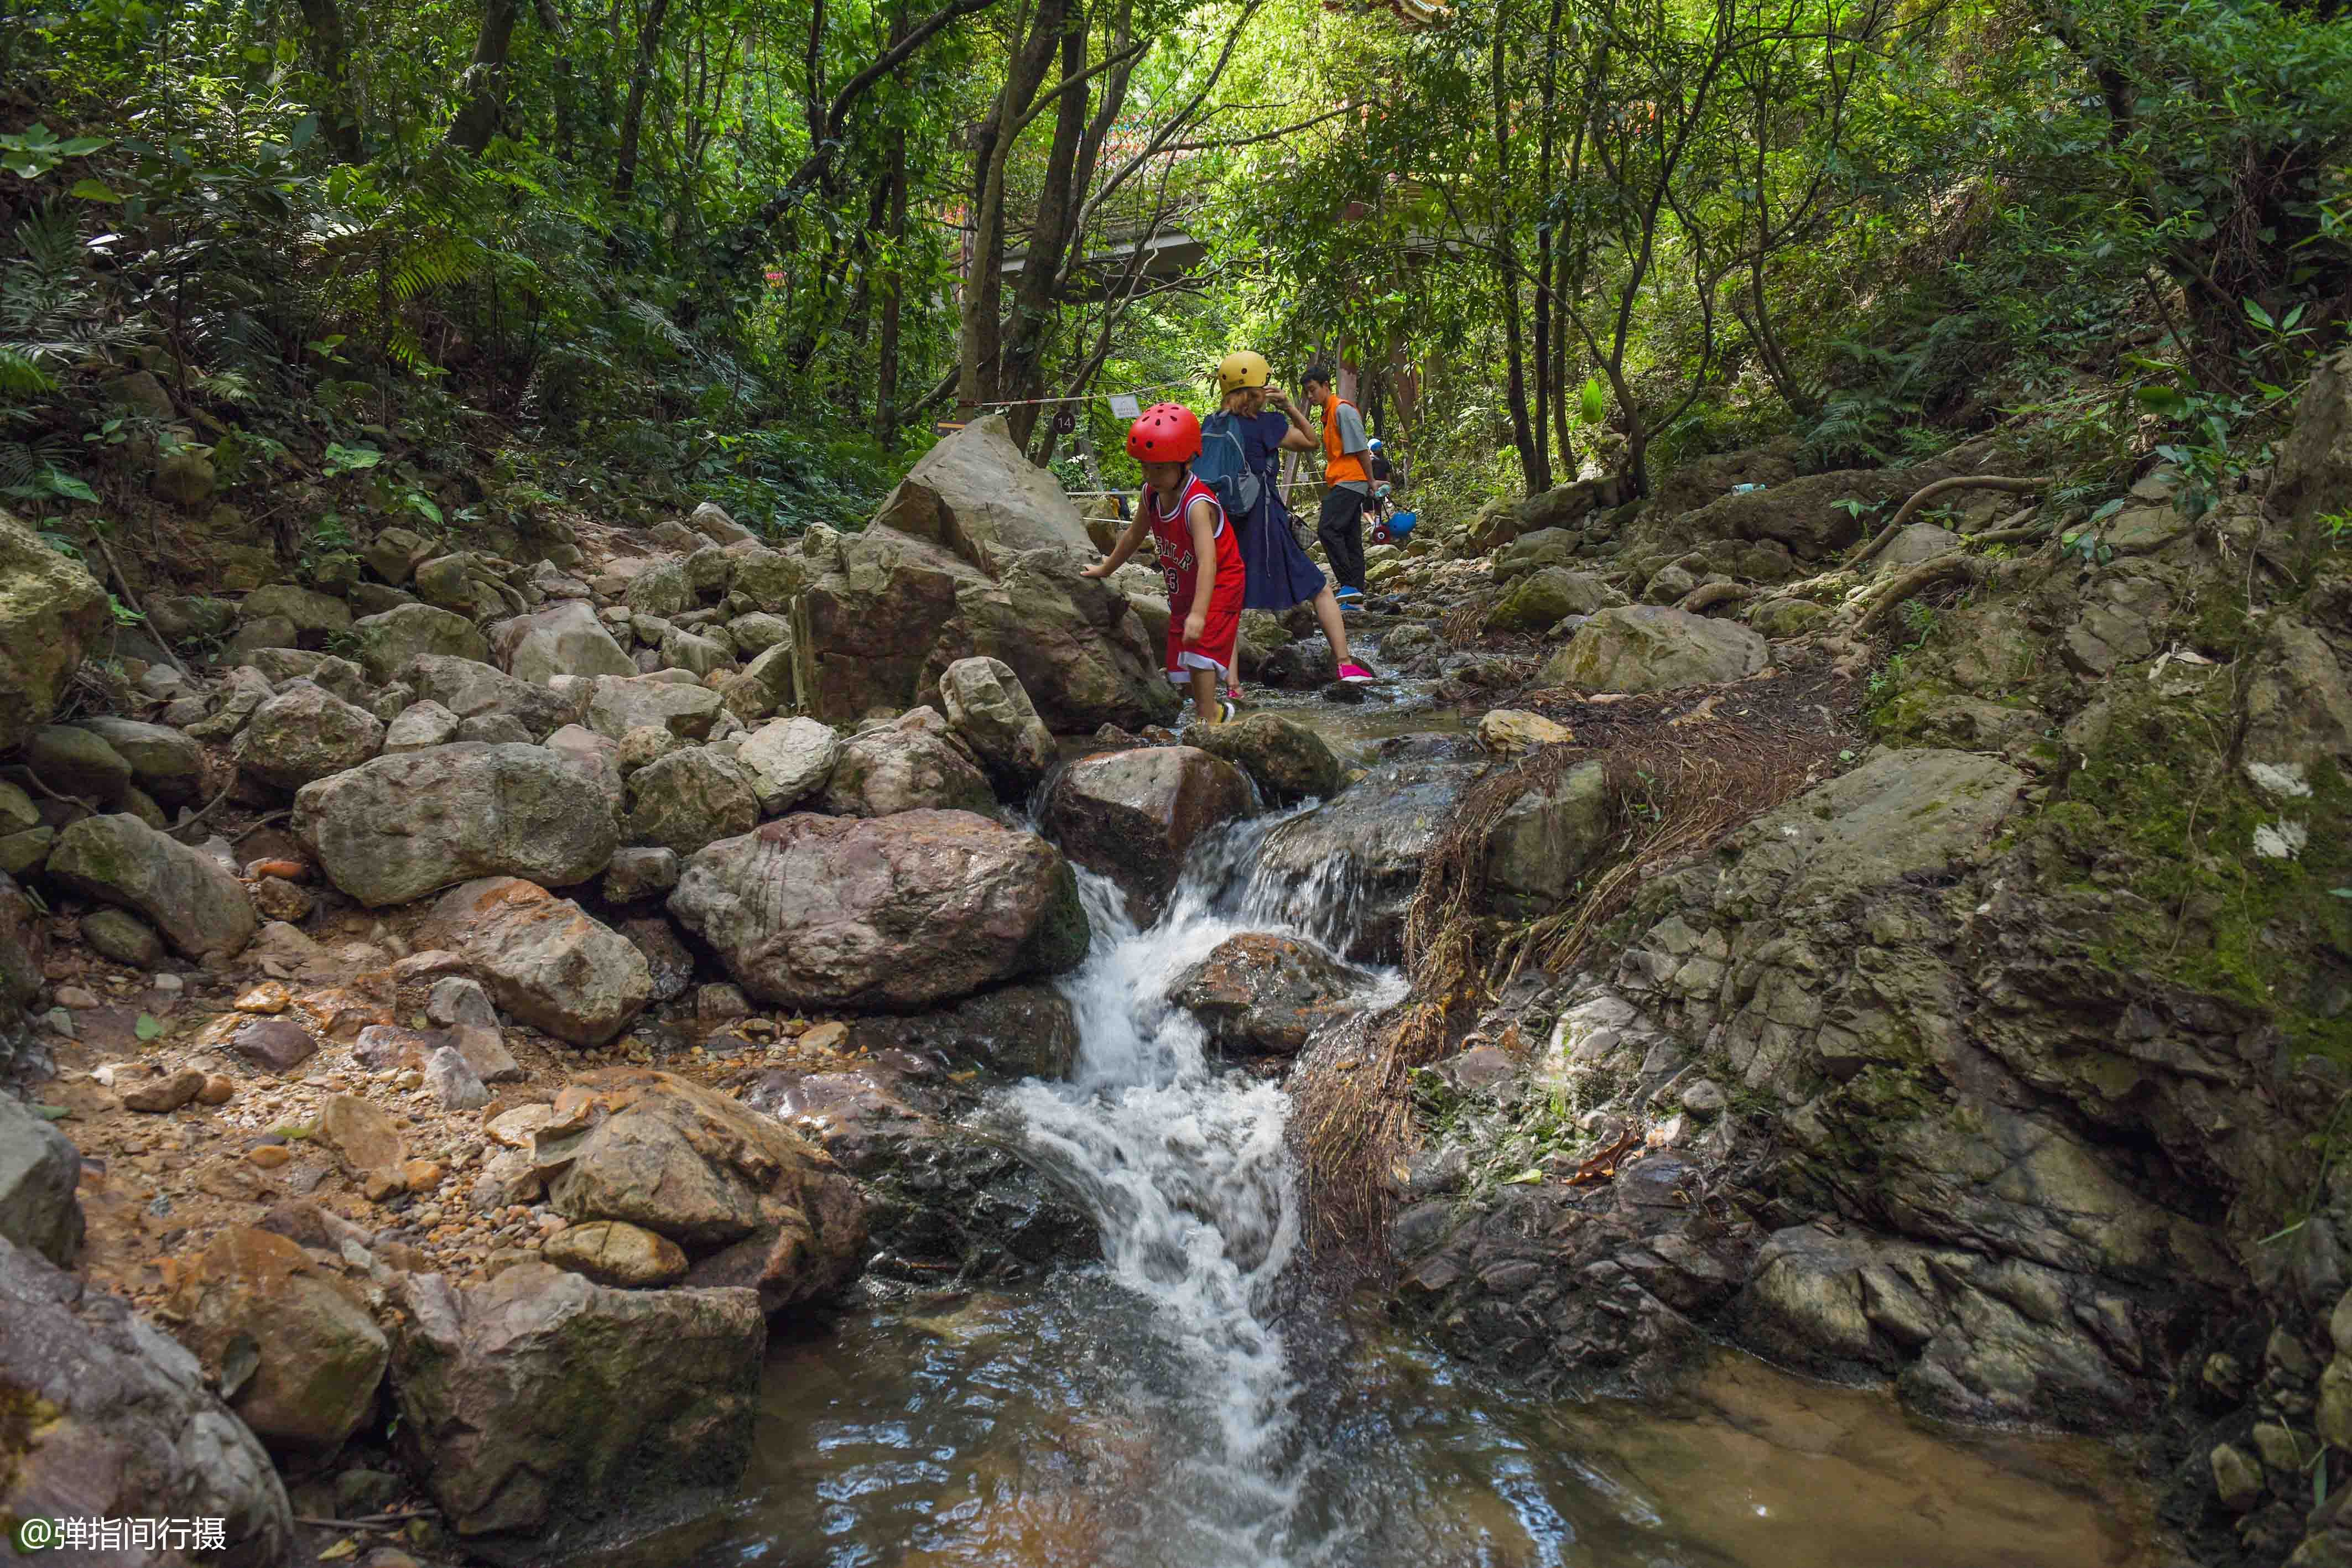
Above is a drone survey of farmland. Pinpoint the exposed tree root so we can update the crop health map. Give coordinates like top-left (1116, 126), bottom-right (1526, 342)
top-left (1849, 474), bottom-right (2052, 565)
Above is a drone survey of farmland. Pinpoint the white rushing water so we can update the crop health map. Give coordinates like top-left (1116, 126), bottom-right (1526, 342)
top-left (1001, 812), bottom-right (1403, 1568)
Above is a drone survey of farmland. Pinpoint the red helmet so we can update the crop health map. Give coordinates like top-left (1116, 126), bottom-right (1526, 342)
top-left (1126, 402), bottom-right (1201, 462)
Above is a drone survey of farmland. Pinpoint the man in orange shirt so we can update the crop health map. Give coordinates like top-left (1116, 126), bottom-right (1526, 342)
top-left (1301, 364), bottom-right (1372, 605)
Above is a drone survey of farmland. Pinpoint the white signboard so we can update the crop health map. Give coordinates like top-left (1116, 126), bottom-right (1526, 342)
top-left (1106, 393), bottom-right (1141, 420)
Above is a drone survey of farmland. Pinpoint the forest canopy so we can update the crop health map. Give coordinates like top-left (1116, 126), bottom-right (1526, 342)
top-left (2, 0), bottom-right (2347, 544)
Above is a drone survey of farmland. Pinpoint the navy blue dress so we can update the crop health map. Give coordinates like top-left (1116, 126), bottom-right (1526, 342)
top-left (1230, 410), bottom-right (1328, 610)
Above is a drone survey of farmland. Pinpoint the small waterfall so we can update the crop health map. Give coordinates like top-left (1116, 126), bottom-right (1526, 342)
top-left (998, 813), bottom-right (1400, 1568)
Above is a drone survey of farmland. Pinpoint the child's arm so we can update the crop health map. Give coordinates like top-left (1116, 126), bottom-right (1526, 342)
top-left (1182, 498), bottom-right (1220, 643)
top-left (1080, 510), bottom-right (1151, 579)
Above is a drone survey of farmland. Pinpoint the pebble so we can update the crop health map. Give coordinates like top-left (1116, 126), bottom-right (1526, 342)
top-left (233, 982), bottom-right (292, 1014)
top-left (151, 973), bottom-right (184, 993)
top-left (196, 1075), bottom-right (236, 1105)
top-left (55, 985), bottom-right (101, 1010)
top-left (247, 1145), bottom-right (293, 1169)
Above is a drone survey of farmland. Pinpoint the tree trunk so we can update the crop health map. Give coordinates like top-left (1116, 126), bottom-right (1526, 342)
top-left (295, 0), bottom-right (365, 162)
top-left (872, 6), bottom-right (912, 446)
top-left (957, 0), bottom-right (1066, 412)
top-left (1490, 4), bottom-right (1547, 494)
top-left (446, 0), bottom-right (522, 154)
top-left (612, 0), bottom-right (674, 195)
top-left (1002, 13), bottom-right (1092, 451)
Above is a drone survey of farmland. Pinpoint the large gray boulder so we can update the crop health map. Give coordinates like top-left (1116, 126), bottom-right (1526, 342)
top-left (1194, 712), bottom-right (1344, 807)
top-left (390, 1263), bottom-right (764, 1543)
top-left (736, 717), bottom-right (841, 814)
top-left (1040, 745), bottom-right (1254, 922)
top-left (1539, 605), bottom-right (1768, 693)
top-left (0, 1234), bottom-right (297, 1566)
top-left (403, 653), bottom-right (583, 739)
top-left (821, 708), bottom-right (995, 818)
top-left (938, 655), bottom-right (1057, 799)
top-left (234, 681), bottom-right (385, 791)
top-left (73, 717), bottom-right (206, 808)
top-left (0, 504), bottom-right (110, 753)
top-left (582, 674), bottom-right (723, 742)
top-left (348, 602), bottom-right (491, 681)
top-left (293, 742), bottom-right (621, 907)
top-left (626, 747), bottom-right (761, 856)
top-left (49, 814), bottom-right (257, 958)
top-left (669, 810), bottom-right (1088, 1011)
top-left (0, 1093), bottom-right (84, 1268)
top-left (790, 449), bottom-right (1177, 733)
top-left (871, 411), bottom-right (1098, 569)
top-left (499, 599), bottom-right (637, 685)
top-left (1479, 758), bottom-right (1614, 917)
top-left (1485, 566), bottom-right (1621, 632)
top-left (431, 877), bottom-right (652, 1046)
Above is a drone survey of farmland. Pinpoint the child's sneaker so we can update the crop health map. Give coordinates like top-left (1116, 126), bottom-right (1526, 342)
top-left (1335, 585), bottom-right (1365, 603)
top-left (1335, 661), bottom-right (1377, 685)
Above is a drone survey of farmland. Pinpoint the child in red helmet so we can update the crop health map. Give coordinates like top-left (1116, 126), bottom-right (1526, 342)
top-left (1082, 403), bottom-right (1245, 727)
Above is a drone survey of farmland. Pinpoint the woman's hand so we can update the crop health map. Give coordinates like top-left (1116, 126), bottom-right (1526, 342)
top-left (1080, 561), bottom-right (1110, 579)
top-left (1184, 610), bottom-right (1207, 644)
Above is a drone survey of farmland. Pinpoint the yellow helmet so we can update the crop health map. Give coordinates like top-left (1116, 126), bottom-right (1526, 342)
top-left (1216, 351), bottom-right (1271, 394)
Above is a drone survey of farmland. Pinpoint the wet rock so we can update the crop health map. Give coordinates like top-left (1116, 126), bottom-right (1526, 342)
top-left (739, 1065), bottom-right (1096, 1278)
top-left (0, 1234), bottom-right (296, 1563)
top-left (349, 602), bottom-right (491, 682)
top-left (0, 1093), bottom-right (84, 1267)
top-left (389, 1263), bottom-right (764, 1541)
top-left (1257, 759), bottom-right (1471, 963)
top-left (543, 1067), bottom-right (865, 1307)
top-left (1539, 605), bottom-right (1767, 694)
top-left (939, 655), bottom-right (1058, 799)
top-left (75, 716), bottom-right (206, 806)
top-left (430, 878), bottom-right (652, 1047)
top-left (165, 1225), bottom-right (388, 1462)
top-left (0, 505), bottom-right (111, 753)
top-left (736, 716), bottom-right (841, 814)
top-left (821, 707), bottom-right (995, 817)
top-left (82, 906), bottom-right (166, 967)
top-left (236, 681), bottom-right (386, 790)
top-left (670, 810), bottom-right (1087, 1011)
top-left (618, 915), bottom-right (695, 1003)
top-left (1480, 758), bottom-right (1612, 917)
top-left (294, 742), bottom-right (621, 907)
top-left (50, 813), bottom-right (257, 958)
top-left (844, 982), bottom-right (1081, 1081)
top-left (500, 599), bottom-right (637, 685)
top-left (1039, 745), bottom-right (1253, 921)
top-left (1194, 712), bottom-right (1344, 806)
top-left (626, 747), bottom-right (761, 856)
top-left (1172, 934), bottom-right (1374, 1055)
top-left (542, 1219), bottom-right (688, 1288)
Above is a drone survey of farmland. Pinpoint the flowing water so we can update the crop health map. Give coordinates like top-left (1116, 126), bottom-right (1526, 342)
top-left (668, 796), bottom-right (2174, 1568)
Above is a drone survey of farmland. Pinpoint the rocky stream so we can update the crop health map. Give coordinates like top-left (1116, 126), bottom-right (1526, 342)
top-left (9, 354), bottom-right (2352, 1567)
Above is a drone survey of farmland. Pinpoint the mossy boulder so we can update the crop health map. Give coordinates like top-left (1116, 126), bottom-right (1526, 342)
top-left (0, 506), bottom-right (110, 753)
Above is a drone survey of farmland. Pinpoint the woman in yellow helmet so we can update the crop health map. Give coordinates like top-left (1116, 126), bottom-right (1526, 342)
top-left (1203, 351), bottom-right (1375, 684)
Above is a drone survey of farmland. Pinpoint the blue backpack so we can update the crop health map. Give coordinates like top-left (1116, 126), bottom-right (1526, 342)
top-left (1194, 411), bottom-right (1265, 525)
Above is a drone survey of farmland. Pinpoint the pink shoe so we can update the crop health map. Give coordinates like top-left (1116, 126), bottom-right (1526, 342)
top-left (1335, 662), bottom-right (1377, 685)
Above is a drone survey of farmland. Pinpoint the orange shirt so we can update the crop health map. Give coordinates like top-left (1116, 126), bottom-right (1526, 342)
top-left (1320, 393), bottom-right (1369, 487)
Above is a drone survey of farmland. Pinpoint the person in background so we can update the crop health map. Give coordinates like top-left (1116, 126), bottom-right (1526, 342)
top-left (1301, 364), bottom-right (1372, 606)
top-left (1364, 436), bottom-right (1393, 530)
top-left (1081, 403), bottom-right (1243, 726)
top-left (1209, 350), bottom-right (1376, 685)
